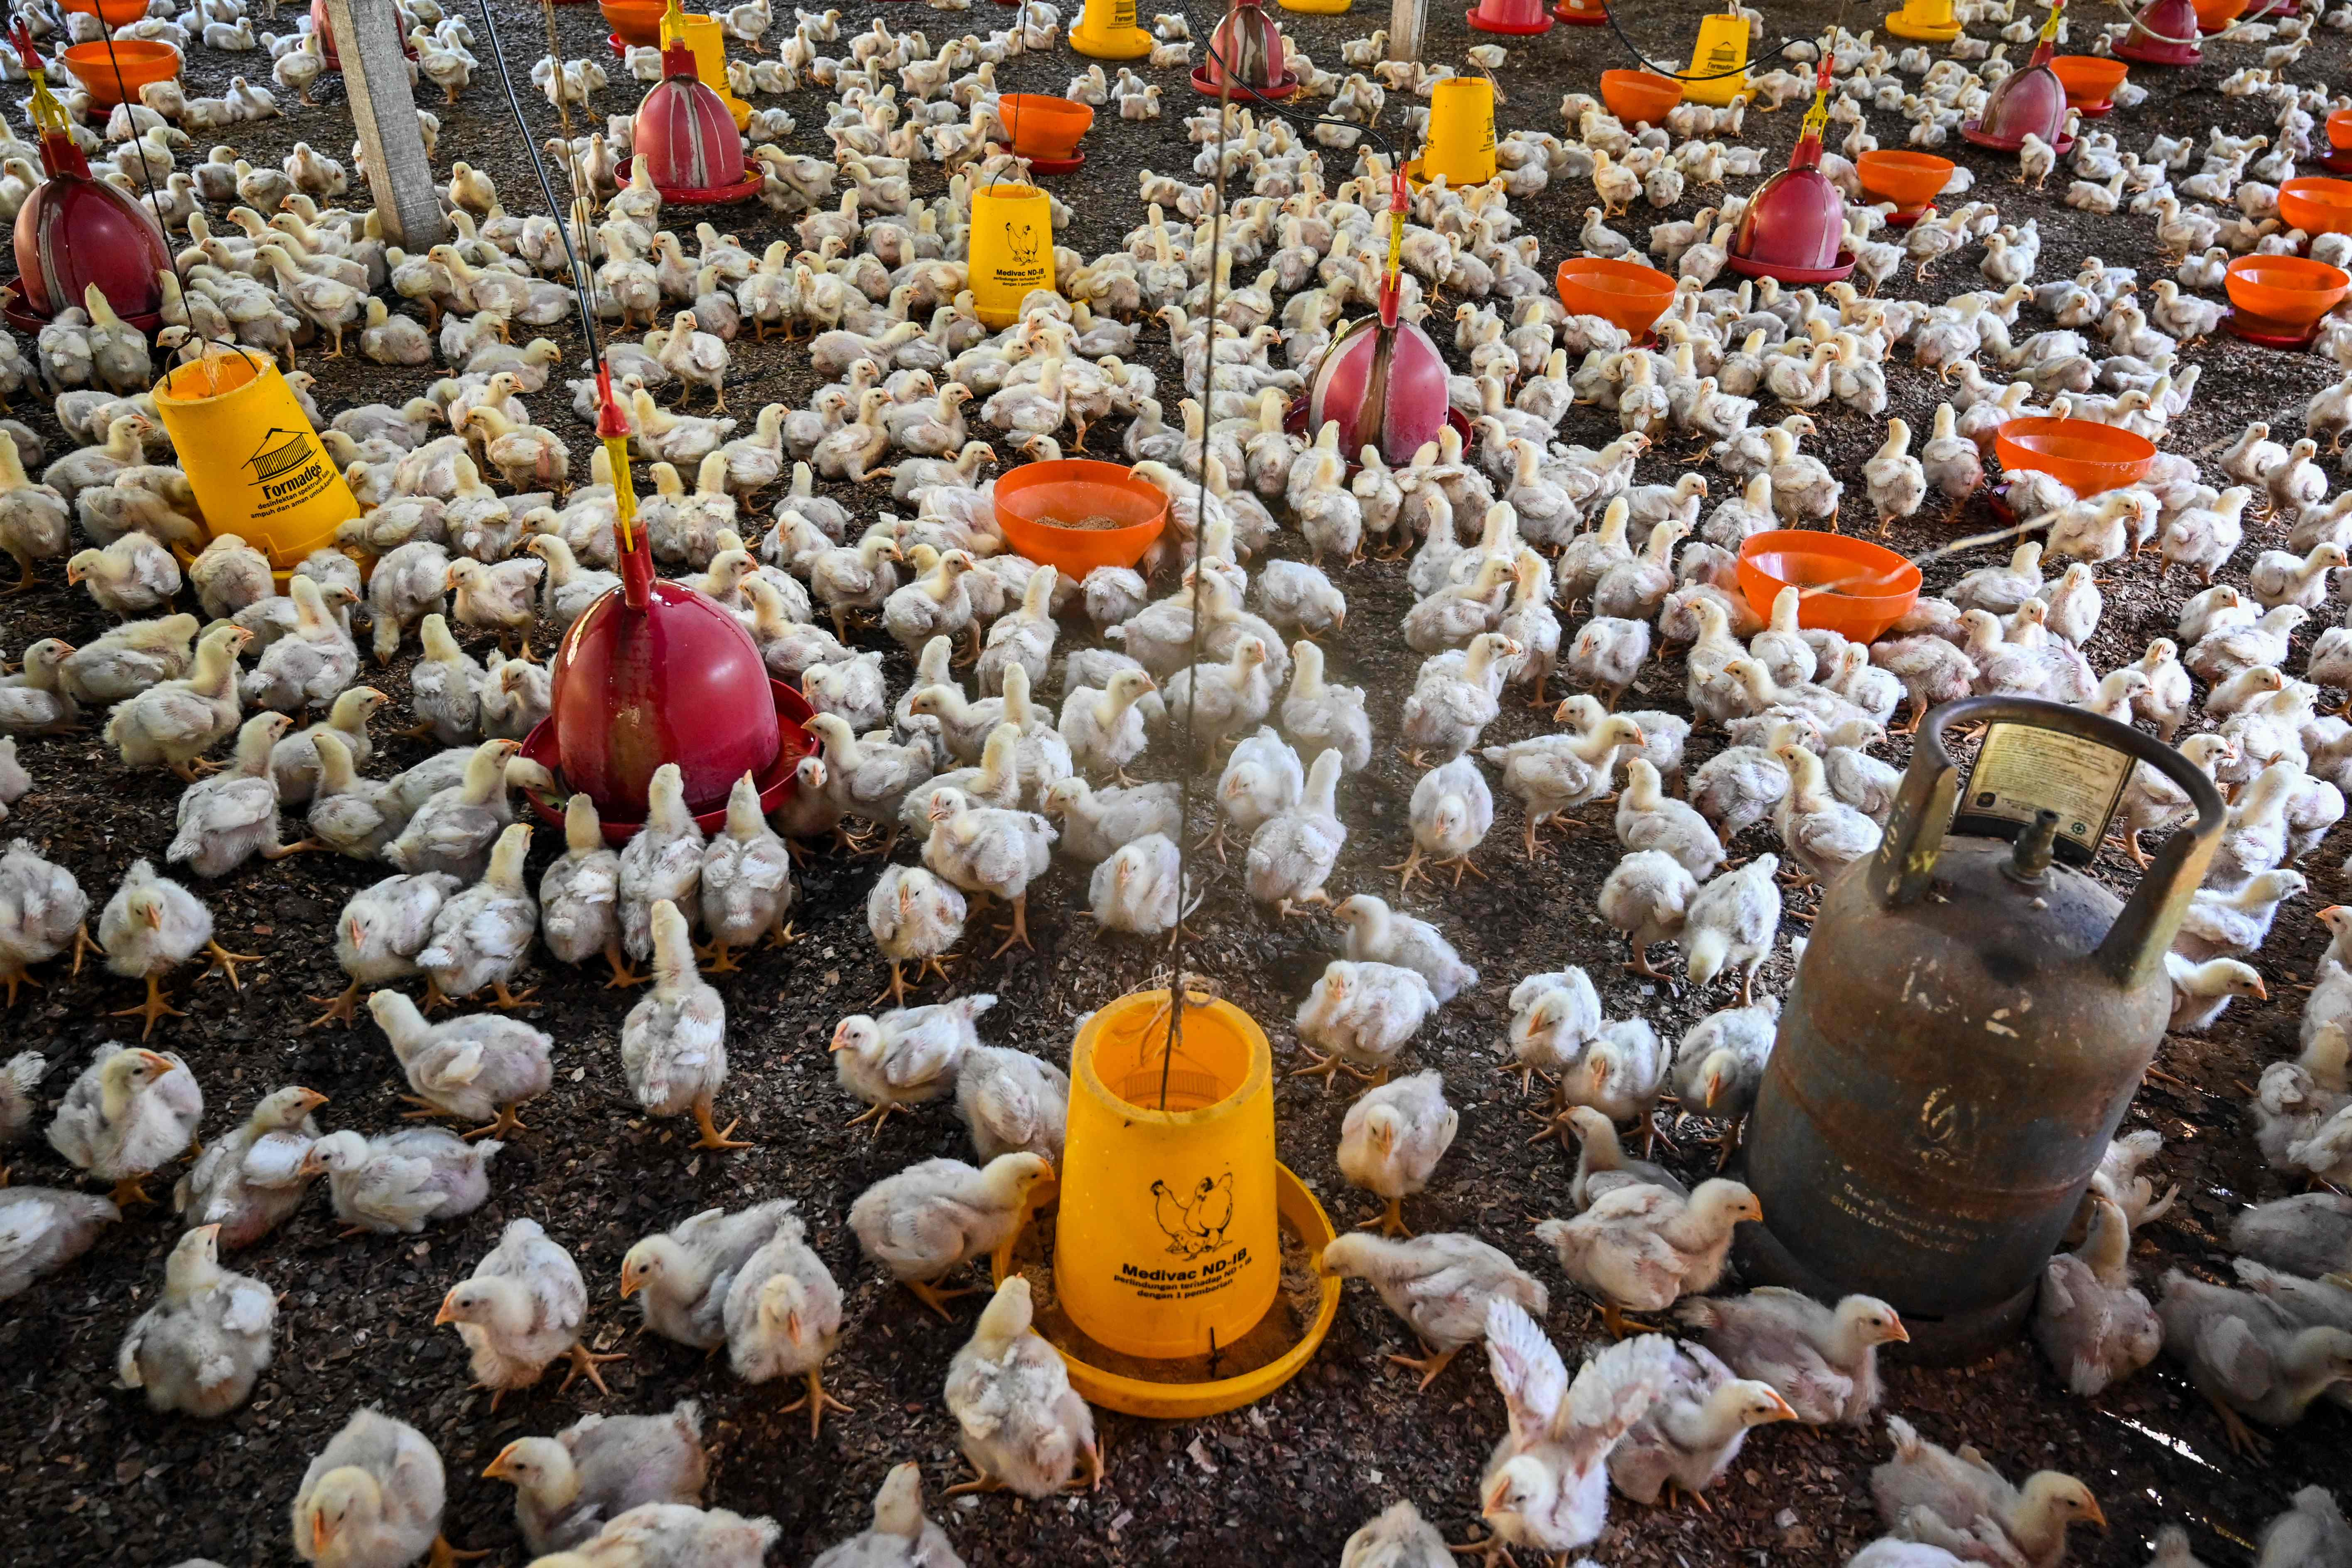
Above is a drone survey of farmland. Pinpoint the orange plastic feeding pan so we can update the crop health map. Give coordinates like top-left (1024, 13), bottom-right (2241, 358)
top-left (2224, 253), bottom-right (2351, 347)
top-left (1737, 530), bottom-right (1921, 644)
top-left (62, 0), bottom-right (148, 24)
top-left (2195, 0), bottom-right (2250, 29)
top-left (2049, 56), bottom-right (2126, 117)
top-left (1855, 150), bottom-right (1952, 226)
top-left (2279, 177), bottom-right (2352, 237)
top-left (1995, 416), bottom-right (2157, 494)
top-left (61, 41), bottom-right (179, 108)
top-left (1555, 256), bottom-right (1678, 339)
top-left (994, 458), bottom-right (1169, 574)
top-left (1598, 69), bottom-right (1682, 126)
top-left (998, 92), bottom-right (1094, 174)
top-left (602, 0), bottom-right (665, 50)
top-left (2326, 108), bottom-right (2352, 172)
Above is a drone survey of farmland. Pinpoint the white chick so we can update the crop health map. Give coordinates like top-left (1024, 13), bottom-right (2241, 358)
top-left (810, 1463), bottom-right (965, 1568)
top-left (1537, 1178), bottom-right (1761, 1335)
top-left (620, 1200), bottom-right (799, 1352)
top-left (623, 900), bottom-right (745, 1150)
top-left (1294, 959), bottom-right (1439, 1090)
top-left (313, 872), bottom-right (462, 1027)
top-left (1088, 832), bottom-right (1188, 939)
top-left (1675, 1288), bottom-right (1909, 1426)
top-left (942, 1276), bottom-right (1101, 1496)
top-left (1599, 848), bottom-right (1697, 981)
top-left (291, 1409), bottom-right (452, 1568)
top-left (1394, 754), bottom-right (1494, 891)
top-left (1679, 855), bottom-right (1783, 1003)
top-left (172, 1084), bottom-right (327, 1249)
top-left (1610, 1336), bottom-right (1801, 1514)
top-left (99, 857), bottom-right (253, 1037)
top-left (435, 1216), bottom-right (621, 1409)
top-left (1245, 748), bottom-right (1346, 915)
top-left (301, 1126), bottom-right (502, 1235)
top-left (370, 990), bottom-right (552, 1141)
top-left (1320, 1231), bottom-right (1549, 1391)
top-left (1506, 967), bottom-right (1603, 1096)
top-left (722, 1209), bottom-right (850, 1436)
top-left (1338, 1501), bottom-right (1453, 1567)
top-left (47, 1044), bottom-right (201, 1207)
top-left (954, 1044), bottom-right (1070, 1166)
top-left (1476, 1303), bottom-right (1677, 1561)
top-left (0, 1187), bottom-right (118, 1301)
top-left (1338, 1070), bottom-right (1458, 1237)
top-left (1214, 725), bottom-right (1304, 860)
top-left (866, 863), bottom-right (966, 1007)
top-left (2033, 1193), bottom-right (2161, 1398)
top-left (849, 1151), bottom-right (1053, 1319)
top-left (481, 1402), bottom-right (709, 1557)
top-left (831, 994), bottom-right (994, 1133)
top-left (0, 840), bottom-right (89, 1006)
top-left (619, 763), bottom-right (705, 962)
top-left (1335, 893), bottom-right (1478, 1004)
top-left (115, 1223), bottom-right (276, 1417)
top-left (415, 822), bottom-right (538, 1008)
top-left (923, 798), bottom-right (1057, 955)
top-left (699, 771), bottom-right (796, 968)
top-left (540, 793), bottom-right (630, 987)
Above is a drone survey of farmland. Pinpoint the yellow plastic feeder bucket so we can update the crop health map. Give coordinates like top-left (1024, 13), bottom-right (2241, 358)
top-left (1409, 76), bottom-right (1498, 186)
top-left (152, 345), bottom-right (357, 570)
top-left (676, 13), bottom-right (751, 129)
top-left (1682, 6), bottom-right (1751, 106)
top-left (1886, 0), bottom-right (1962, 40)
top-left (968, 182), bottom-right (1056, 329)
top-left (1072, 0), bottom-right (1154, 58)
top-left (1278, 0), bottom-right (1352, 12)
top-left (1053, 989), bottom-right (1281, 1362)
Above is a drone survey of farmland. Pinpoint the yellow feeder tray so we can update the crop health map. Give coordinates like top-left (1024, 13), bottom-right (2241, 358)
top-left (1407, 76), bottom-right (1498, 186)
top-left (150, 343), bottom-right (358, 572)
top-left (1886, 0), bottom-right (1964, 41)
top-left (991, 1164), bottom-right (1341, 1420)
top-left (1278, 0), bottom-right (1353, 12)
top-left (1072, 0), bottom-right (1154, 58)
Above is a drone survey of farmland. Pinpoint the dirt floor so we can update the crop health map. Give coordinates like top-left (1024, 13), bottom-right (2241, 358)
top-left (0, 0), bottom-right (2347, 1563)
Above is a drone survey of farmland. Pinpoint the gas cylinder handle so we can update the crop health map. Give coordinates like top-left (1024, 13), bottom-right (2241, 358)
top-left (1868, 696), bottom-right (2224, 988)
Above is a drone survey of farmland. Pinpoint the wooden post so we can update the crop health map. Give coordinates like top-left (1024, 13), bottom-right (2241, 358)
top-left (322, 0), bottom-right (445, 250)
top-left (1389, 0), bottom-right (1426, 60)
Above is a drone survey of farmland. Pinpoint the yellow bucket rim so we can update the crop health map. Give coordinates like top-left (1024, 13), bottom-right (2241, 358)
top-left (1071, 989), bottom-right (1270, 1128)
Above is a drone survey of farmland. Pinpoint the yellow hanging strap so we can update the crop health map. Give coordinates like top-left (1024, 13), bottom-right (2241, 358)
top-left (661, 0), bottom-right (687, 49)
top-left (595, 368), bottom-right (638, 556)
top-left (1800, 50), bottom-right (1833, 142)
top-left (12, 25), bottom-right (64, 137)
top-left (2039, 0), bottom-right (2067, 43)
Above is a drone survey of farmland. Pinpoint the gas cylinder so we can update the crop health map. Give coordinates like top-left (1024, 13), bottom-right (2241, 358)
top-left (1740, 697), bottom-right (2222, 1360)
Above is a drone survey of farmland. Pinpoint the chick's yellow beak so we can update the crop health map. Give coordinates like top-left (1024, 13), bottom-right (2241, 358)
top-left (310, 1514), bottom-right (335, 1554)
top-left (482, 1444), bottom-right (519, 1480)
top-left (618, 1261), bottom-right (643, 1299)
top-left (432, 1289), bottom-right (461, 1326)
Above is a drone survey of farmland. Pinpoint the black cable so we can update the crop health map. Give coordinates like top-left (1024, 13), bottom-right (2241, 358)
top-left (1599, 4), bottom-right (1812, 83)
top-left (469, 0), bottom-right (604, 369)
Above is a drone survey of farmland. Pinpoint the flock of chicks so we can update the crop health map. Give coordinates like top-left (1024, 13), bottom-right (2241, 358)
top-left (0, 0), bottom-right (2349, 1561)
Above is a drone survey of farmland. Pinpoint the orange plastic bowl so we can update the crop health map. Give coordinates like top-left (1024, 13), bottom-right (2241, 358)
top-left (1737, 531), bottom-right (1921, 644)
top-left (994, 459), bottom-right (1169, 574)
top-left (2279, 177), bottom-right (2352, 238)
top-left (1555, 256), bottom-right (1679, 338)
top-left (997, 93), bottom-right (1094, 161)
top-left (601, 0), bottom-right (665, 46)
top-left (62, 0), bottom-right (149, 24)
top-left (2194, 0), bottom-right (2249, 29)
top-left (2330, 108), bottom-right (2352, 152)
top-left (2225, 253), bottom-right (2352, 330)
top-left (1599, 69), bottom-right (1683, 126)
top-left (1855, 150), bottom-right (1953, 213)
top-left (1994, 416), bottom-right (2157, 496)
top-left (2049, 55), bottom-right (2126, 111)
top-left (61, 40), bottom-right (179, 108)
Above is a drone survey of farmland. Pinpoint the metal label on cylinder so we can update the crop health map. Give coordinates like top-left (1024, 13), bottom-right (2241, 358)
top-left (1954, 721), bottom-right (2133, 864)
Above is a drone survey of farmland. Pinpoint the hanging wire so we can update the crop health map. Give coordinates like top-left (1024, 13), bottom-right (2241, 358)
top-left (1601, 2), bottom-right (1812, 82)
top-left (43, 3), bottom-right (252, 368)
top-left (1157, 35), bottom-right (1242, 1112)
top-left (470, 0), bottom-right (605, 370)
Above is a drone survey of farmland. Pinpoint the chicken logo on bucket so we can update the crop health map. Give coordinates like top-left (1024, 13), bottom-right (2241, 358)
top-left (1149, 1172), bottom-right (1237, 1258)
top-left (242, 427), bottom-right (332, 517)
top-left (1001, 221), bottom-right (1045, 286)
